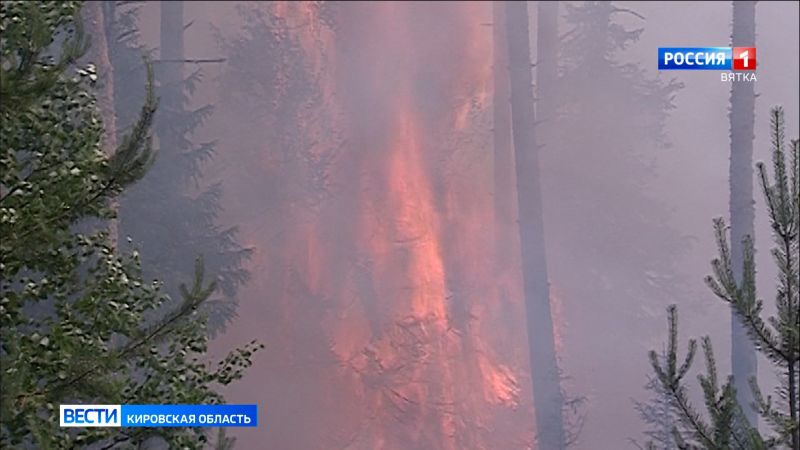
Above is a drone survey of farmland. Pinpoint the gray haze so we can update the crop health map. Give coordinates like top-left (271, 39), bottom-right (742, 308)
top-left (125, 1), bottom-right (800, 448)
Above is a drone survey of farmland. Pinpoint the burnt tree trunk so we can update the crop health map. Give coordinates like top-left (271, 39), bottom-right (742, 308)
top-left (493, 1), bottom-right (515, 273)
top-left (729, 0), bottom-right (758, 427)
top-left (505, 2), bottom-right (566, 448)
top-left (158, 0), bottom-right (184, 160)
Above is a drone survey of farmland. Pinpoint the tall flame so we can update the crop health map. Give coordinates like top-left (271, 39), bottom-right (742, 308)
top-left (211, 2), bottom-right (560, 448)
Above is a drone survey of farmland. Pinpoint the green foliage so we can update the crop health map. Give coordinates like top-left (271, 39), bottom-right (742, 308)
top-left (634, 350), bottom-right (679, 450)
top-left (649, 311), bottom-right (765, 449)
top-left (0, 2), bottom-right (261, 448)
top-left (645, 107), bottom-right (800, 449)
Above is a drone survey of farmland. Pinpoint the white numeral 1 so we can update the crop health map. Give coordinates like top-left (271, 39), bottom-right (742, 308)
top-left (739, 50), bottom-right (749, 68)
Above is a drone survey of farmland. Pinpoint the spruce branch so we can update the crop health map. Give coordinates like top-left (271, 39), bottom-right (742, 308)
top-left (644, 106), bottom-right (799, 449)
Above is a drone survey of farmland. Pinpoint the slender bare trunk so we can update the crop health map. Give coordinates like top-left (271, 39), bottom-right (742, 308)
top-left (159, 0), bottom-right (184, 158)
top-left (729, 0), bottom-right (757, 427)
top-left (493, 1), bottom-right (515, 273)
top-left (536, 1), bottom-right (558, 151)
top-left (786, 234), bottom-right (799, 449)
top-left (505, 2), bottom-right (566, 448)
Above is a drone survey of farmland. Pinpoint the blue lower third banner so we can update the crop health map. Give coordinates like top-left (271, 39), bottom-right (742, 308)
top-left (60, 404), bottom-right (258, 427)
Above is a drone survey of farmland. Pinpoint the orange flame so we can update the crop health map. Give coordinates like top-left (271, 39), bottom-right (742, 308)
top-left (213, 2), bottom-right (565, 449)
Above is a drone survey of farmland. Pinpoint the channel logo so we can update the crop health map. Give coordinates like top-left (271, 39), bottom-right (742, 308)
top-left (732, 47), bottom-right (756, 70)
top-left (658, 47), bottom-right (756, 71)
top-left (59, 404), bottom-right (259, 428)
top-left (60, 405), bottom-right (121, 427)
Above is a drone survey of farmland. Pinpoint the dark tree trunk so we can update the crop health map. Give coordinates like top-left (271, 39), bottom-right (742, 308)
top-left (493, 1), bottom-right (515, 273)
top-left (505, 2), bottom-right (566, 448)
top-left (729, 0), bottom-right (758, 427)
top-left (159, 0), bottom-right (184, 156)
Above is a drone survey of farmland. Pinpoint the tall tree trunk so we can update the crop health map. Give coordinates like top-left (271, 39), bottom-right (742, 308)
top-left (729, 0), bottom-right (757, 427)
top-left (493, 1), bottom-right (514, 273)
top-left (82, 2), bottom-right (118, 245)
top-left (505, 2), bottom-right (566, 448)
top-left (536, 1), bottom-right (558, 151)
top-left (159, 0), bottom-right (184, 163)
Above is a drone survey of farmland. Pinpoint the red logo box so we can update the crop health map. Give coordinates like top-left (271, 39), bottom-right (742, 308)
top-left (732, 47), bottom-right (756, 71)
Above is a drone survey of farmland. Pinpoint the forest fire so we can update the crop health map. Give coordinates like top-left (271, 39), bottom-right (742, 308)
top-left (383, 106), bottom-right (448, 323)
top-left (198, 1), bottom-right (561, 448)
top-left (6, 1), bottom-right (798, 449)
top-left (229, 1), bottom-right (538, 448)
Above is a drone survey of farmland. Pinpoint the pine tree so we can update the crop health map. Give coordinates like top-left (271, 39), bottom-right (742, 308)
top-left (634, 350), bottom-right (678, 450)
top-left (0, 2), bottom-right (261, 447)
top-left (646, 107), bottom-right (799, 449)
top-left (553, 0), bottom-right (687, 318)
top-left (214, 1), bottom-right (335, 347)
top-left (548, 5), bottom-right (688, 441)
top-left (108, 0), bottom-right (251, 336)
